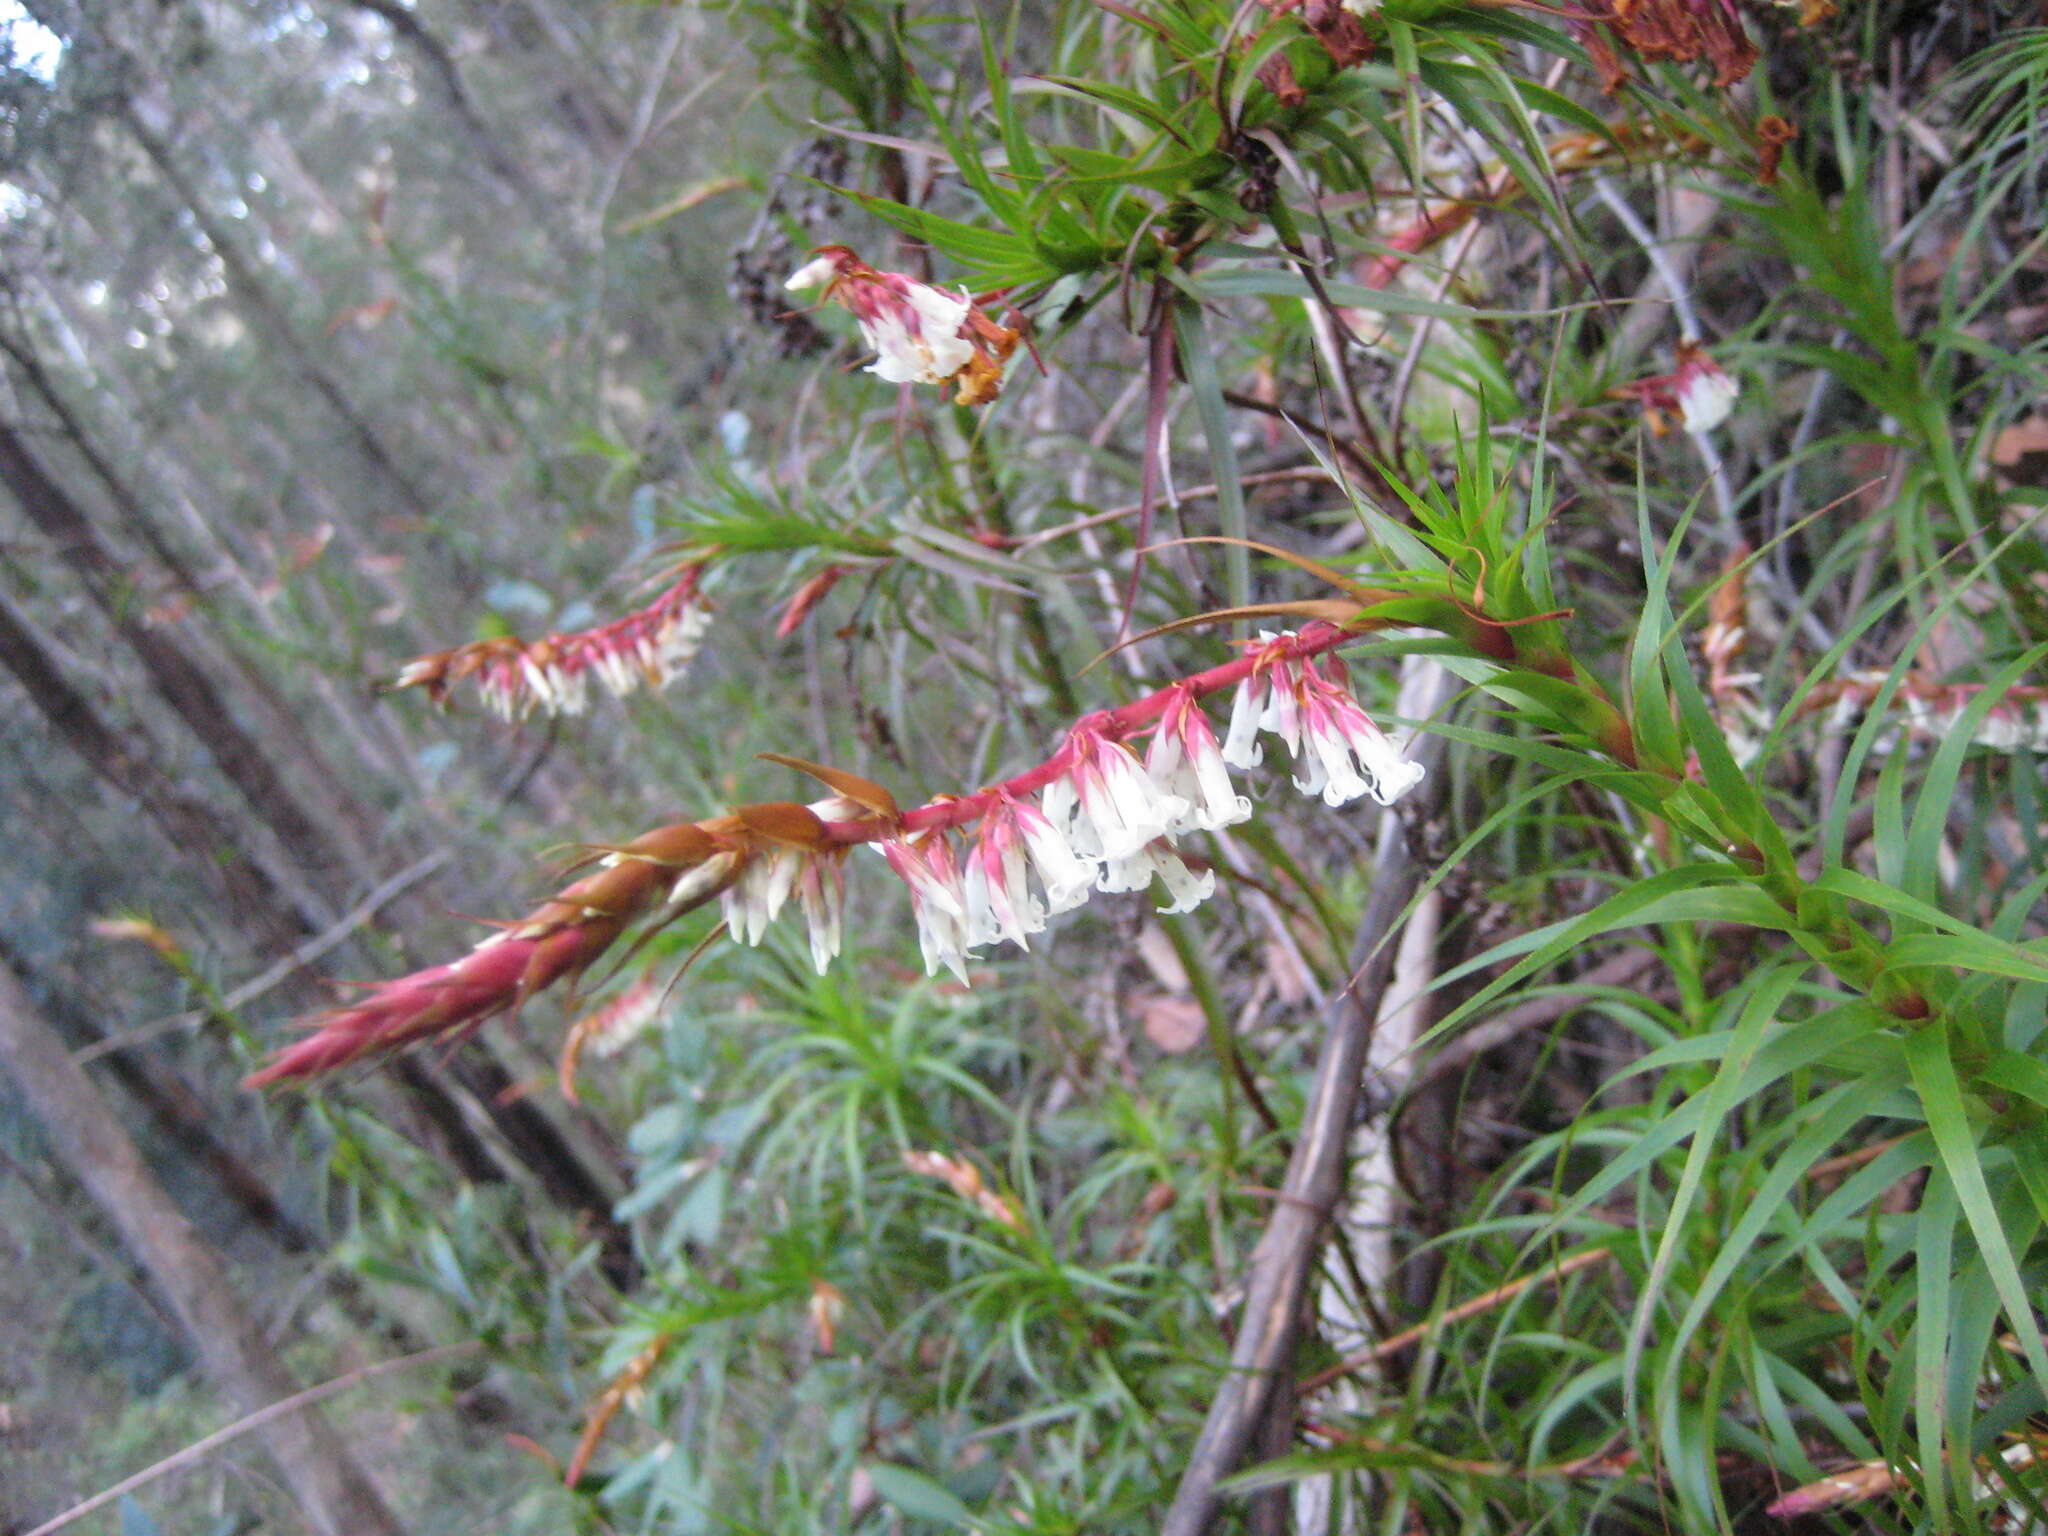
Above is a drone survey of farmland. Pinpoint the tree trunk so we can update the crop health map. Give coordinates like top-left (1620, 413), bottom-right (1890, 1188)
top-left (118, 107), bottom-right (440, 530)
top-left (1, 276), bottom-right (631, 1288)
top-left (0, 583), bottom-right (572, 1214)
top-left (339, 0), bottom-right (564, 233)
top-left (0, 933), bottom-right (313, 1252)
top-left (0, 960), bottom-right (407, 1536)
top-left (0, 580), bottom-right (332, 945)
top-left (0, 322), bottom-right (398, 854)
top-left (0, 416), bottom-right (378, 892)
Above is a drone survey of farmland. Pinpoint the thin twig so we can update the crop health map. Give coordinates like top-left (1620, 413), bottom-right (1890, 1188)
top-left (23, 1339), bottom-right (492, 1536)
top-left (72, 849), bottom-right (454, 1064)
top-left (1407, 944), bottom-right (1664, 1096)
top-left (1298, 1247), bottom-right (1616, 1394)
top-left (1017, 468), bottom-right (1335, 552)
top-left (1161, 721), bottom-right (1450, 1535)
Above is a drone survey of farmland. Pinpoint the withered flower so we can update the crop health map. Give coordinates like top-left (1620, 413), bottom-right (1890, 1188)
top-left (1755, 114), bottom-right (1797, 185)
top-left (1258, 0), bottom-right (1373, 69)
top-left (786, 246), bottom-right (1022, 406)
top-left (1573, 0), bottom-right (1759, 91)
top-left (1612, 340), bottom-right (1740, 436)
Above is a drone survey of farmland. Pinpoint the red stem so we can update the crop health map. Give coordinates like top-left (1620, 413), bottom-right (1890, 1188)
top-left (823, 621), bottom-right (1363, 845)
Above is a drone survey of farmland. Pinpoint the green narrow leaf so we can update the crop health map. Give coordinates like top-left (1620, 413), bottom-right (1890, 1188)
top-left (1982, 1052), bottom-right (2048, 1112)
top-left (1629, 964), bottom-right (1805, 1417)
top-left (1170, 298), bottom-right (1248, 617)
top-left (1887, 933), bottom-right (2048, 985)
top-left (1905, 647), bottom-right (2048, 902)
top-left (865, 1462), bottom-right (978, 1525)
top-left (1905, 1027), bottom-right (2048, 1399)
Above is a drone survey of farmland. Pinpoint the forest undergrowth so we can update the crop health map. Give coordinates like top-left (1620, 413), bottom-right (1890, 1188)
top-left (7, 1), bottom-right (2048, 1533)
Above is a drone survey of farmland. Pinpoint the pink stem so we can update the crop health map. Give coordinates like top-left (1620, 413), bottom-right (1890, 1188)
top-left (822, 621), bottom-right (1360, 845)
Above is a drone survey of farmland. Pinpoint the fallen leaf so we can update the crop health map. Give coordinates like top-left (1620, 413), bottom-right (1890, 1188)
top-left (1140, 994), bottom-right (1206, 1053)
top-left (1991, 414), bottom-right (2048, 486)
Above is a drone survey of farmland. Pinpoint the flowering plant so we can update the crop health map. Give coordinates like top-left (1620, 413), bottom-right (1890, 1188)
top-left (220, 2), bottom-right (2048, 1530)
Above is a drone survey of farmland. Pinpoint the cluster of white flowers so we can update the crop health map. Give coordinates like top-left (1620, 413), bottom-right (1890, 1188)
top-left (874, 635), bottom-right (1422, 982)
top-left (395, 575), bottom-right (713, 721)
top-left (477, 597), bottom-right (714, 721)
top-left (710, 635), bottom-right (1425, 980)
top-left (719, 801), bottom-right (856, 977)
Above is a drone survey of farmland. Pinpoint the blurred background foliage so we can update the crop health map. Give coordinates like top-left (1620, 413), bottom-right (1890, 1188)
top-left (3, 0), bottom-right (2048, 1532)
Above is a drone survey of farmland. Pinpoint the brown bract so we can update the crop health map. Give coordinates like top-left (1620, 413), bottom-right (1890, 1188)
top-left (1756, 114), bottom-right (1797, 184)
top-left (1258, 0), bottom-right (1373, 70)
top-left (1574, 0), bottom-right (1759, 90)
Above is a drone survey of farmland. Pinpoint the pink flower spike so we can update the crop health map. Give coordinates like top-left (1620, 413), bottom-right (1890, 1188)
top-left (395, 568), bottom-right (713, 720)
top-left (1146, 688), bottom-right (1252, 833)
top-left (1041, 726), bottom-right (1190, 864)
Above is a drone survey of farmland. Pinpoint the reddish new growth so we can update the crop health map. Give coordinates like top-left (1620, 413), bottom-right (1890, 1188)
top-left (244, 823), bottom-right (720, 1086)
top-left (393, 565), bottom-right (711, 719)
top-left (247, 621), bottom-right (1429, 1088)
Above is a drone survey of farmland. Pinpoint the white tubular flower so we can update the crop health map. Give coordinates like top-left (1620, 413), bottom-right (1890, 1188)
top-left (963, 810), bottom-right (1050, 950)
top-left (1146, 688), bottom-right (1252, 833)
top-left (481, 671), bottom-right (518, 720)
top-left (669, 848), bottom-right (742, 907)
top-left (784, 254), bottom-right (839, 291)
top-left (721, 847), bottom-right (801, 947)
top-left (875, 835), bottom-right (974, 984)
top-left (796, 857), bottom-right (846, 974)
top-left (1008, 796), bottom-right (1098, 913)
top-left (1043, 728), bottom-right (1190, 865)
top-left (1258, 662), bottom-right (1304, 757)
top-left (1222, 668), bottom-right (1268, 769)
top-left (1617, 340), bottom-right (1740, 437)
top-left (1224, 631), bottom-right (1311, 768)
top-left (655, 606), bottom-right (720, 696)
top-left (860, 289), bottom-right (976, 387)
top-left (1099, 840), bottom-right (1216, 915)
